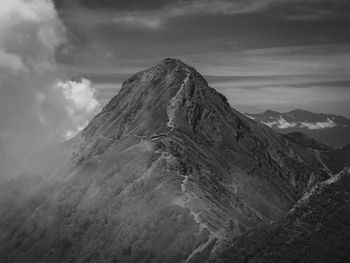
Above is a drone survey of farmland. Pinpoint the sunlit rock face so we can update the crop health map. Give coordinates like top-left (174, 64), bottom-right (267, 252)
top-left (0, 59), bottom-right (334, 263)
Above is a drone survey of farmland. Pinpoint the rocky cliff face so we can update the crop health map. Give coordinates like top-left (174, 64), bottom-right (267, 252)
top-left (0, 59), bottom-right (341, 263)
top-left (211, 168), bottom-right (350, 263)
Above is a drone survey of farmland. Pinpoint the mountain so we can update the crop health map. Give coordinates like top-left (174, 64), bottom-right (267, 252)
top-left (210, 168), bottom-right (350, 263)
top-left (0, 59), bottom-right (348, 263)
top-left (245, 109), bottom-right (350, 148)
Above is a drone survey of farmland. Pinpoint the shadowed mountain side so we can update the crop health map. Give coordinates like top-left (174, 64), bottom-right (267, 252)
top-left (210, 168), bottom-right (350, 263)
top-left (0, 59), bottom-right (336, 263)
top-left (284, 132), bottom-right (350, 175)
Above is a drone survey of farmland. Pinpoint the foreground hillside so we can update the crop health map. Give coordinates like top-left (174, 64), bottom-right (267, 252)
top-left (0, 59), bottom-right (348, 263)
top-left (211, 168), bottom-right (350, 263)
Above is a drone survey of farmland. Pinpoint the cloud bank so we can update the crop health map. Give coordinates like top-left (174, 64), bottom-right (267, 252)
top-left (300, 119), bottom-right (337, 130)
top-left (262, 117), bottom-right (298, 129)
top-left (0, 0), bottom-right (100, 178)
top-left (261, 117), bottom-right (337, 130)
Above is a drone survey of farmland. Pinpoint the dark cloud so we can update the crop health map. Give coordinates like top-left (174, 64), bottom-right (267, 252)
top-left (52, 0), bottom-right (350, 118)
top-left (55, 0), bottom-right (180, 11)
top-left (268, 0), bottom-right (350, 20)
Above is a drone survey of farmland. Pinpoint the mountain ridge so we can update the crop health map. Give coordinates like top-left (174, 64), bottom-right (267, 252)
top-left (0, 59), bottom-right (348, 263)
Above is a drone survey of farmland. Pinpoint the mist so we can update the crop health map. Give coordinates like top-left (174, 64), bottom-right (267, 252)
top-left (0, 0), bottom-right (100, 181)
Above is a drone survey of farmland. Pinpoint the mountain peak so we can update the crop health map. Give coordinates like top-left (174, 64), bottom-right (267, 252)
top-left (161, 57), bottom-right (188, 67)
top-left (263, 109), bottom-right (279, 115)
top-left (288, 109), bottom-right (311, 114)
top-left (4, 59), bottom-right (345, 263)
top-left (81, 58), bottom-right (221, 140)
top-left (119, 58), bottom-right (203, 93)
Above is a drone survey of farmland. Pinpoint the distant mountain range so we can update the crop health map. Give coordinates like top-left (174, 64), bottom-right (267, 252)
top-left (0, 59), bottom-right (349, 263)
top-left (245, 109), bottom-right (350, 148)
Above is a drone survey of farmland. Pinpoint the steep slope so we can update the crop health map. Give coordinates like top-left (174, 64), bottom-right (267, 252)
top-left (211, 168), bottom-right (350, 263)
top-left (338, 143), bottom-right (350, 167)
top-left (319, 143), bottom-right (350, 174)
top-left (0, 59), bottom-right (331, 263)
top-left (246, 109), bottom-right (350, 148)
top-left (283, 132), bottom-right (350, 175)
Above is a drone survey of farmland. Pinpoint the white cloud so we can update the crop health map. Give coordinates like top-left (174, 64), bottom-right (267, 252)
top-left (56, 78), bottom-right (101, 139)
top-left (300, 119), bottom-right (337, 130)
top-left (261, 117), bottom-right (337, 130)
top-left (58, 78), bottom-right (100, 115)
top-left (262, 117), bottom-right (297, 129)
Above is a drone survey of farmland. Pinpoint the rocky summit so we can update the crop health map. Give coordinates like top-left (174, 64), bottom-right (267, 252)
top-left (0, 59), bottom-right (349, 263)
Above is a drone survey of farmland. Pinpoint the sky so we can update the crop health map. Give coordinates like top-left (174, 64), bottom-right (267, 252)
top-left (0, 0), bottom-right (349, 178)
top-left (53, 0), bottom-right (350, 117)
